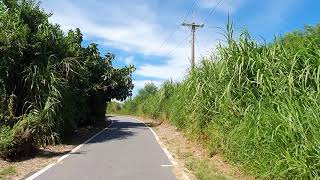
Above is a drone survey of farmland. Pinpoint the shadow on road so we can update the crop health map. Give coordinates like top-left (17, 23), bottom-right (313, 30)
top-left (86, 120), bottom-right (147, 144)
top-left (37, 150), bottom-right (87, 158)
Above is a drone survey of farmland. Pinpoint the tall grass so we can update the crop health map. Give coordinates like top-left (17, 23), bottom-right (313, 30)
top-left (120, 22), bottom-right (320, 178)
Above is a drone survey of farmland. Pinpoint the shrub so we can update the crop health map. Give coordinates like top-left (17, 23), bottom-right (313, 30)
top-left (0, 126), bottom-right (15, 158)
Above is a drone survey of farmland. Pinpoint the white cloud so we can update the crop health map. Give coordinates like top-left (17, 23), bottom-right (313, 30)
top-left (133, 80), bottom-right (162, 89)
top-left (124, 56), bottom-right (134, 65)
top-left (199, 0), bottom-right (247, 14)
top-left (41, 0), bottom-right (221, 91)
top-left (42, 0), bottom-right (188, 56)
top-left (136, 64), bottom-right (186, 80)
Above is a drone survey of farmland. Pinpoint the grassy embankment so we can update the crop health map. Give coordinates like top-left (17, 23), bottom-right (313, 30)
top-left (110, 22), bottom-right (320, 179)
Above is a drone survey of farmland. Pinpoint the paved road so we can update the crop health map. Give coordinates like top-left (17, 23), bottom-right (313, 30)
top-left (33, 116), bottom-right (177, 180)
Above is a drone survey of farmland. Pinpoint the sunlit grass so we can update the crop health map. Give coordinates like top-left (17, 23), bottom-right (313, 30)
top-left (119, 22), bottom-right (320, 178)
top-left (0, 166), bottom-right (16, 179)
top-left (186, 158), bottom-right (230, 180)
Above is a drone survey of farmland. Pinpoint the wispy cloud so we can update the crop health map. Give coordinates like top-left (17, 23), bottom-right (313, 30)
top-left (41, 0), bottom-right (302, 93)
top-left (133, 80), bottom-right (162, 89)
top-left (124, 56), bottom-right (134, 65)
top-left (42, 0), bottom-right (215, 82)
top-left (199, 0), bottom-right (247, 14)
top-left (48, 8), bottom-right (166, 56)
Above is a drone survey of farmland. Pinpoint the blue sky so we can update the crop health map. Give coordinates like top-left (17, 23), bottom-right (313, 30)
top-left (41, 0), bottom-right (320, 95)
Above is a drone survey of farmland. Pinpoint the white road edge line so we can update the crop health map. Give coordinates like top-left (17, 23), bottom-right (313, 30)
top-left (134, 118), bottom-right (190, 180)
top-left (25, 120), bottom-right (114, 180)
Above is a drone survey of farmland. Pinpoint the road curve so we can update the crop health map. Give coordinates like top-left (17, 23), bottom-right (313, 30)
top-left (32, 116), bottom-right (177, 180)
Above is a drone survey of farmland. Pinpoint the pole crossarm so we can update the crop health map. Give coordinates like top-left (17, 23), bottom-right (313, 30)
top-left (181, 22), bottom-right (204, 69)
top-left (181, 22), bottom-right (204, 28)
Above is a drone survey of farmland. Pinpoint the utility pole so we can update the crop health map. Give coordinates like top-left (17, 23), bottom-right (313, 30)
top-left (182, 22), bottom-right (204, 69)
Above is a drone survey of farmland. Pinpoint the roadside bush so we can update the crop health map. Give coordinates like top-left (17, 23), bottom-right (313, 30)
top-left (0, 126), bottom-right (15, 158)
top-left (107, 101), bottom-right (123, 114)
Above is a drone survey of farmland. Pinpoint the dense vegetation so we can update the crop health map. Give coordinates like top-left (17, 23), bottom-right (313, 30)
top-left (116, 22), bottom-right (320, 178)
top-left (0, 0), bottom-right (134, 159)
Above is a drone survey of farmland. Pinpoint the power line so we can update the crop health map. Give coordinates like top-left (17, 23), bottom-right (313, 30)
top-left (182, 22), bottom-right (204, 69)
top-left (195, 35), bottom-right (203, 58)
top-left (166, 33), bottom-right (192, 57)
top-left (159, 27), bottom-right (180, 50)
top-left (184, 0), bottom-right (199, 21)
top-left (160, 0), bottom-right (224, 55)
top-left (203, 0), bottom-right (225, 24)
top-left (185, 0), bottom-right (225, 61)
top-left (159, 0), bottom-right (200, 50)
top-left (207, 26), bottom-right (223, 29)
top-left (190, 0), bottom-right (200, 22)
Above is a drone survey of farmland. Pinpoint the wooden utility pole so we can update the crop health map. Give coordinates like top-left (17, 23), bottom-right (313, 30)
top-left (182, 22), bottom-right (204, 69)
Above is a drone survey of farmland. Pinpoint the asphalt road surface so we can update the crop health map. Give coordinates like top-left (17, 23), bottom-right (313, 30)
top-left (32, 116), bottom-right (177, 180)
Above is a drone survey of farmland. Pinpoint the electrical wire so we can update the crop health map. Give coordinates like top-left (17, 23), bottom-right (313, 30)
top-left (166, 33), bottom-right (192, 57)
top-left (159, 0), bottom-right (199, 50)
top-left (195, 35), bottom-right (202, 58)
top-left (203, 0), bottom-right (225, 24)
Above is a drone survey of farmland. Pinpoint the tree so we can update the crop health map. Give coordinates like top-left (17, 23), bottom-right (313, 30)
top-left (0, 0), bottom-right (134, 159)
